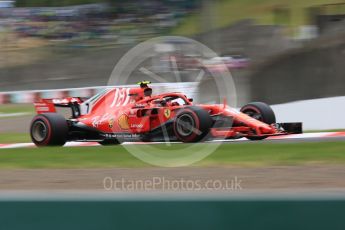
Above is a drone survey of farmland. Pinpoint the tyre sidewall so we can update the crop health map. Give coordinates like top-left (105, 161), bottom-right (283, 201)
top-left (30, 113), bottom-right (68, 146)
top-left (30, 116), bottom-right (53, 146)
top-left (173, 106), bottom-right (211, 142)
top-left (240, 102), bottom-right (276, 125)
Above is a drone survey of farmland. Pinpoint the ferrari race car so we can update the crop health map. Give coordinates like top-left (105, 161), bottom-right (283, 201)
top-left (30, 81), bottom-right (302, 146)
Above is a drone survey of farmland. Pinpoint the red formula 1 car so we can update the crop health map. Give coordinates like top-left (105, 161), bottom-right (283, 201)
top-left (30, 81), bottom-right (302, 146)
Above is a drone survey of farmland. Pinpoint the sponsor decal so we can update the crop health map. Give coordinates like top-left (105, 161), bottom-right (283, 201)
top-left (34, 103), bottom-right (48, 106)
top-left (101, 133), bottom-right (140, 139)
top-left (52, 98), bottom-right (79, 104)
top-left (34, 102), bottom-right (56, 113)
top-left (118, 114), bottom-right (130, 130)
top-left (36, 107), bottom-right (50, 112)
top-left (134, 103), bottom-right (147, 107)
top-left (110, 88), bottom-right (131, 108)
top-left (131, 123), bottom-right (143, 129)
top-left (92, 113), bottom-right (112, 128)
top-left (52, 99), bottom-right (69, 104)
top-left (164, 109), bottom-right (171, 118)
top-left (109, 118), bottom-right (114, 128)
top-left (128, 109), bottom-right (137, 117)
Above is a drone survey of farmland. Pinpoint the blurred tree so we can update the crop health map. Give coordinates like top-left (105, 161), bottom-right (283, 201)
top-left (15, 0), bottom-right (107, 7)
top-left (273, 5), bottom-right (290, 25)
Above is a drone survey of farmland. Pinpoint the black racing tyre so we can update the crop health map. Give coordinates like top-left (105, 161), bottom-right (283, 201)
top-left (240, 102), bottom-right (276, 124)
top-left (240, 102), bottom-right (276, 141)
top-left (30, 113), bottom-right (68, 147)
top-left (98, 139), bottom-right (120, 146)
top-left (173, 106), bottom-right (212, 143)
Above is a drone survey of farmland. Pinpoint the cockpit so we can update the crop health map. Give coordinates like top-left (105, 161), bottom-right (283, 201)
top-left (145, 94), bottom-right (193, 107)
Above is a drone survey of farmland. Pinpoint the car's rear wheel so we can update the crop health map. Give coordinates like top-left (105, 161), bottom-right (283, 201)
top-left (30, 113), bottom-right (68, 146)
top-left (240, 102), bottom-right (276, 140)
top-left (173, 106), bottom-right (212, 143)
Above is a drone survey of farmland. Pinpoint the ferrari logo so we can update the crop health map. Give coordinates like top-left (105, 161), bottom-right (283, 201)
top-left (164, 109), bottom-right (171, 118)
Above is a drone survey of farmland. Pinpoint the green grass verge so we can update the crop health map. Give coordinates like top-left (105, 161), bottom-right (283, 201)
top-left (0, 141), bottom-right (344, 169)
top-left (0, 104), bottom-right (34, 114)
top-left (0, 133), bottom-right (31, 144)
top-left (173, 0), bottom-right (341, 35)
top-left (305, 129), bottom-right (345, 133)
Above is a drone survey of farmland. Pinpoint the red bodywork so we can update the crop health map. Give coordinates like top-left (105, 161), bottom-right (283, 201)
top-left (33, 86), bottom-right (291, 141)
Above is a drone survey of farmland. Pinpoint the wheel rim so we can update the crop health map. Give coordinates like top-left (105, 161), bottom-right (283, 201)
top-left (176, 113), bottom-right (195, 137)
top-left (32, 120), bottom-right (48, 142)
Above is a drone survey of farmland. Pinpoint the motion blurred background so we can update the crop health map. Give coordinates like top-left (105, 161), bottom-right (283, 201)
top-left (1, 0), bottom-right (344, 99)
top-left (1, 0), bottom-right (345, 132)
top-left (0, 2), bottom-right (345, 229)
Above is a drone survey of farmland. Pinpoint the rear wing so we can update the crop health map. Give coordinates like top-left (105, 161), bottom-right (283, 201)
top-left (34, 97), bottom-right (86, 117)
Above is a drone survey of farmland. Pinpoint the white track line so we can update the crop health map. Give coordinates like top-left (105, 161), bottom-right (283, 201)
top-left (0, 132), bottom-right (344, 149)
top-left (0, 112), bottom-right (31, 118)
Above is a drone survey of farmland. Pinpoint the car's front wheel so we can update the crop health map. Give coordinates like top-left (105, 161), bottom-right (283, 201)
top-left (173, 106), bottom-right (212, 143)
top-left (240, 102), bottom-right (276, 140)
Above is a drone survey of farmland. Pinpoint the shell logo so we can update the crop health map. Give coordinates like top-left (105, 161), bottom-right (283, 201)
top-left (118, 114), bottom-right (129, 130)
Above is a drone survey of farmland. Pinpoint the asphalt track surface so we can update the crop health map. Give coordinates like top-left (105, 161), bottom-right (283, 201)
top-left (1, 165), bottom-right (345, 192)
